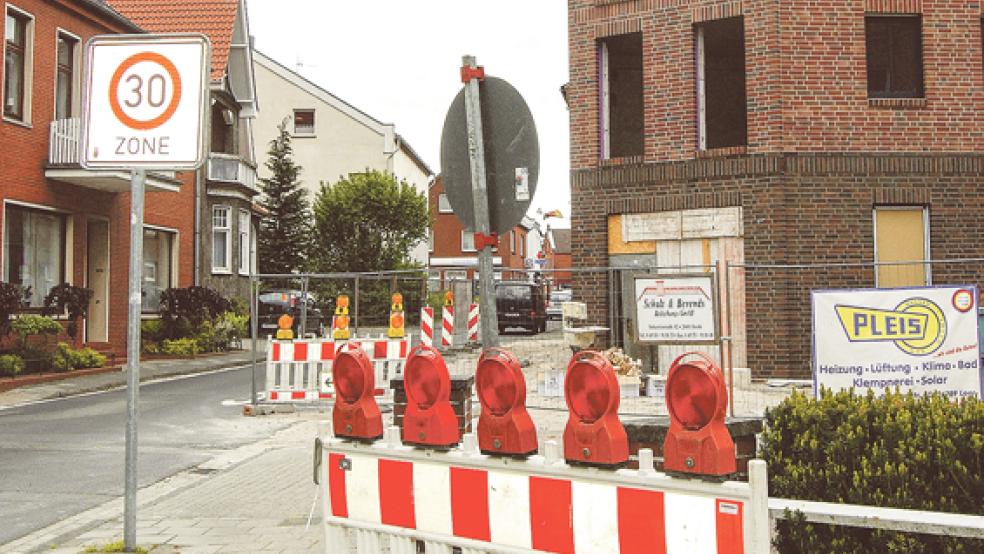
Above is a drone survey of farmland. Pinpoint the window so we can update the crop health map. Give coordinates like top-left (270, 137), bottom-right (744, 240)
top-left (461, 230), bottom-right (475, 252)
top-left (874, 207), bottom-right (929, 287)
top-left (3, 205), bottom-right (66, 307)
top-left (293, 109), bottom-right (315, 135)
top-left (142, 228), bottom-right (174, 312)
top-left (212, 206), bottom-right (231, 272)
top-left (510, 230), bottom-right (516, 254)
top-left (210, 104), bottom-right (235, 154)
top-left (54, 32), bottom-right (77, 119)
top-left (599, 32), bottom-right (643, 159)
top-left (438, 193), bottom-right (452, 213)
top-left (250, 221), bottom-right (258, 274)
top-left (428, 229), bottom-right (434, 252)
top-left (696, 17), bottom-right (748, 150)
top-left (520, 235), bottom-right (526, 257)
top-left (238, 209), bottom-right (250, 275)
top-left (4, 8), bottom-right (31, 121)
top-left (865, 16), bottom-right (924, 99)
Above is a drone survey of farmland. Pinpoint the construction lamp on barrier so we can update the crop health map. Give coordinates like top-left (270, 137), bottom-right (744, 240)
top-left (563, 350), bottom-right (628, 466)
top-left (476, 347), bottom-right (537, 456)
top-left (663, 352), bottom-right (736, 478)
top-left (402, 345), bottom-right (460, 448)
top-left (331, 347), bottom-right (383, 441)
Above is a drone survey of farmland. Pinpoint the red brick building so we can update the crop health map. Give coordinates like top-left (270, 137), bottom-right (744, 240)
top-left (568, 0), bottom-right (983, 378)
top-left (1, 0), bottom-right (195, 357)
top-left (544, 228), bottom-right (573, 288)
top-left (428, 176), bottom-right (532, 283)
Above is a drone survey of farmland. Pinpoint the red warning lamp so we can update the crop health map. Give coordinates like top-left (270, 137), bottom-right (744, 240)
top-left (475, 347), bottom-right (537, 456)
top-left (563, 350), bottom-right (628, 466)
top-left (331, 347), bottom-right (383, 441)
top-left (402, 345), bottom-right (460, 448)
top-left (663, 352), bottom-right (736, 478)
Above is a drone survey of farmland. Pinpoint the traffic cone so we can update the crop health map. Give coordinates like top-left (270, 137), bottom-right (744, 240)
top-left (275, 314), bottom-right (294, 340)
top-left (332, 294), bottom-right (351, 340)
top-left (388, 293), bottom-right (406, 338)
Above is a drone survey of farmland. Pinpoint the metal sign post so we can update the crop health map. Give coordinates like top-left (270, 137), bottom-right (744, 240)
top-left (461, 55), bottom-right (498, 348)
top-left (81, 33), bottom-right (210, 552)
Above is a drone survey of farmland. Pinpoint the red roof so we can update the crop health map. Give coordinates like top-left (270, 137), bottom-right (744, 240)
top-left (107, 0), bottom-right (238, 81)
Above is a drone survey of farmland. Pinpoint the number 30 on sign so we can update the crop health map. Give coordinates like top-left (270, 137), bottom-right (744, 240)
top-left (81, 34), bottom-right (210, 170)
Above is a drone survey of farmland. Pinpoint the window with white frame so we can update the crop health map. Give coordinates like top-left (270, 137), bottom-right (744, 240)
top-left (293, 109), bottom-right (315, 135)
top-left (238, 209), bottom-right (249, 275)
top-left (510, 230), bottom-right (516, 254)
top-left (4, 7), bottom-right (33, 122)
top-left (438, 193), bottom-right (452, 213)
top-left (250, 221), bottom-right (258, 274)
top-left (2, 204), bottom-right (66, 306)
top-left (428, 229), bottom-right (434, 252)
top-left (461, 230), bottom-right (476, 252)
top-left (212, 205), bottom-right (231, 272)
top-left (142, 228), bottom-right (174, 312)
top-left (54, 31), bottom-right (78, 119)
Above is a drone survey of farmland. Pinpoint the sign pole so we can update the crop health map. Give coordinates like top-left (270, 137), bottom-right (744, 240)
top-left (124, 168), bottom-right (146, 551)
top-left (462, 55), bottom-right (498, 348)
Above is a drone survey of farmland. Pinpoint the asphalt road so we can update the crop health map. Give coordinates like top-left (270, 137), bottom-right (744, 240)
top-left (0, 365), bottom-right (291, 545)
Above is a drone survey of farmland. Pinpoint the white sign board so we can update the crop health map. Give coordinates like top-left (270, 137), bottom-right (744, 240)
top-left (812, 286), bottom-right (982, 400)
top-left (634, 275), bottom-right (717, 343)
top-left (81, 34), bottom-right (210, 170)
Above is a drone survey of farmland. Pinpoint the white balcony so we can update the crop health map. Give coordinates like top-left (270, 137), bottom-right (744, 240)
top-left (45, 118), bottom-right (182, 193)
top-left (207, 152), bottom-right (258, 193)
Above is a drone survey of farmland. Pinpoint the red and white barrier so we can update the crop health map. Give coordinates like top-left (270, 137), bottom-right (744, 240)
top-left (441, 305), bottom-right (454, 348)
top-left (266, 336), bottom-right (410, 402)
top-left (420, 307), bottom-right (434, 347)
top-left (468, 303), bottom-right (479, 343)
top-left (318, 429), bottom-right (769, 553)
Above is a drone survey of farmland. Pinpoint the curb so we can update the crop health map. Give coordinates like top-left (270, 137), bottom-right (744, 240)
top-left (0, 365), bottom-right (122, 393)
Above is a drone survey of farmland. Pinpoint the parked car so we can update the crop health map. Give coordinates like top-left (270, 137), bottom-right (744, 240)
top-left (495, 281), bottom-right (548, 334)
top-left (546, 289), bottom-right (573, 321)
top-left (257, 290), bottom-right (325, 337)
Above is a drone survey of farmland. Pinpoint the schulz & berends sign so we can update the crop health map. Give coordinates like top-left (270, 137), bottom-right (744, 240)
top-left (634, 275), bottom-right (718, 344)
top-left (812, 286), bottom-right (983, 399)
top-left (81, 34), bottom-right (210, 170)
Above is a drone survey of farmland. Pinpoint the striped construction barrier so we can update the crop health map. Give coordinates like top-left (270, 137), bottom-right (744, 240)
top-left (266, 336), bottom-right (410, 402)
top-left (441, 305), bottom-right (454, 348)
top-left (317, 428), bottom-right (770, 553)
top-left (468, 303), bottom-right (479, 343)
top-left (420, 307), bottom-right (434, 347)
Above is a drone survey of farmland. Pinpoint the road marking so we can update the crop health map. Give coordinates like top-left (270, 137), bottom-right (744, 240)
top-left (0, 363), bottom-right (254, 413)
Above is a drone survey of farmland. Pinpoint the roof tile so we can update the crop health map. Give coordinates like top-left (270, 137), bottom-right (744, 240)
top-left (107, 0), bottom-right (238, 80)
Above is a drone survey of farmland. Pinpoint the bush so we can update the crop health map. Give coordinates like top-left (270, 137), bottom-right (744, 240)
top-left (11, 314), bottom-right (63, 350)
top-left (0, 354), bottom-right (24, 377)
top-left (215, 311), bottom-right (248, 346)
top-left (761, 388), bottom-right (984, 553)
top-left (52, 342), bottom-right (107, 372)
top-left (159, 338), bottom-right (200, 356)
top-left (42, 283), bottom-right (93, 338)
top-left (141, 319), bottom-right (165, 343)
top-left (159, 286), bottom-right (231, 339)
top-left (0, 282), bottom-right (30, 337)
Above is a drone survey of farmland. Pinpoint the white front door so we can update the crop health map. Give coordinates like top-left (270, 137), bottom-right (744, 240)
top-left (86, 219), bottom-right (109, 343)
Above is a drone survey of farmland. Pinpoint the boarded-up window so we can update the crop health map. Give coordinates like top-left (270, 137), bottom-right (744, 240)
top-left (599, 33), bottom-right (643, 159)
top-left (874, 207), bottom-right (929, 287)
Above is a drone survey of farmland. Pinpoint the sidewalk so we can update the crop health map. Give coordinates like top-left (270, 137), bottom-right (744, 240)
top-left (0, 341), bottom-right (264, 410)
top-left (2, 415), bottom-right (324, 554)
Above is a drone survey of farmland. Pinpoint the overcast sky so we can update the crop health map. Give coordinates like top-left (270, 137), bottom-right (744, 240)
top-left (245, 0), bottom-right (571, 229)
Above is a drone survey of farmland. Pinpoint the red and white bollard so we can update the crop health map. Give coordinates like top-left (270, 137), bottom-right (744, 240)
top-left (468, 303), bottom-right (479, 343)
top-left (441, 304), bottom-right (454, 348)
top-left (420, 307), bottom-right (434, 347)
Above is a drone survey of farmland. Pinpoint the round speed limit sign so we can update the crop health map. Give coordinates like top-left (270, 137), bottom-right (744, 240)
top-left (81, 34), bottom-right (210, 170)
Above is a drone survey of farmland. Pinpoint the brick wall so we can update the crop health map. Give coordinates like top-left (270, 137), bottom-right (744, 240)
top-left (0, 0), bottom-right (195, 357)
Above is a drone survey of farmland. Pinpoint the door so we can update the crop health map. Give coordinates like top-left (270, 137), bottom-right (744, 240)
top-left (86, 220), bottom-right (109, 343)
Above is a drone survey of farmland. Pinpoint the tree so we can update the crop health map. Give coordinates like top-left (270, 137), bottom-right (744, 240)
top-left (310, 170), bottom-right (428, 273)
top-left (257, 119), bottom-right (311, 276)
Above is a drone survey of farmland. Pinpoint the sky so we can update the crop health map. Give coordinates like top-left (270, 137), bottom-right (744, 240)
top-left (245, 0), bottom-right (571, 229)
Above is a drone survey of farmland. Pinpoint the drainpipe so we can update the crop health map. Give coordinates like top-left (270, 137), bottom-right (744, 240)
top-left (194, 168), bottom-right (203, 286)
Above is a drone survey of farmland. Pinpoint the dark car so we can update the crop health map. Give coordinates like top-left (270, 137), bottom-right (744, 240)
top-left (257, 290), bottom-right (325, 337)
top-left (496, 281), bottom-right (548, 334)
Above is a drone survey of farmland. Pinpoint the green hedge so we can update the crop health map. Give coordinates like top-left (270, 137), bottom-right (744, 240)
top-left (51, 343), bottom-right (107, 372)
top-left (0, 354), bottom-right (24, 377)
top-left (761, 389), bottom-right (984, 553)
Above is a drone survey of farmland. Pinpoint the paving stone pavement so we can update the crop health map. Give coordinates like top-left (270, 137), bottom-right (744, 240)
top-left (4, 418), bottom-right (324, 554)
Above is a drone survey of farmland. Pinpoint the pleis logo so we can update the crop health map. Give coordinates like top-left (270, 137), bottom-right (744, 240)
top-left (835, 298), bottom-right (947, 356)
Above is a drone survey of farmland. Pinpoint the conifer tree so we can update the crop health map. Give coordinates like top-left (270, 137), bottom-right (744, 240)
top-left (257, 118), bottom-right (311, 276)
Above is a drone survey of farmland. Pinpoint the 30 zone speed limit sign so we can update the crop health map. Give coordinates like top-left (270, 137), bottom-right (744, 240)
top-left (81, 34), bottom-right (210, 170)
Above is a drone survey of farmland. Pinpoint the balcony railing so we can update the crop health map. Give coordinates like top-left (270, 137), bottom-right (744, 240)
top-left (49, 118), bottom-right (81, 165)
top-left (207, 152), bottom-right (257, 192)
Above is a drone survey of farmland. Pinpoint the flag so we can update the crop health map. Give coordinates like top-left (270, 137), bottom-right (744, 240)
top-left (543, 209), bottom-right (563, 220)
